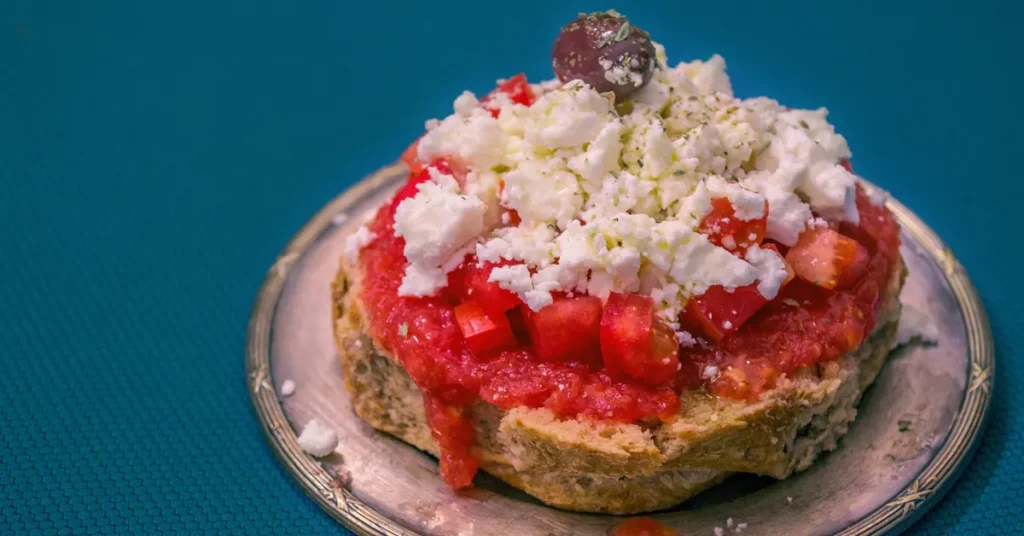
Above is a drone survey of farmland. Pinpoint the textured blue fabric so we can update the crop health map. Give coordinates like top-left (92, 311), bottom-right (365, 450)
top-left (1, 1), bottom-right (1020, 534)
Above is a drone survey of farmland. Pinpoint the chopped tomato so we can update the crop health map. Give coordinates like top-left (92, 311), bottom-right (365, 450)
top-left (786, 227), bottom-right (870, 290)
top-left (600, 293), bottom-right (679, 386)
top-left (400, 137), bottom-right (424, 175)
top-left (710, 357), bottom-right (780, 401)
top-left (481, 73), bottom-right (535, 117)
top-left (506, 209), bottom-right (521, 227)
top-left (841, 185), bottom-right (901, 257)
top-left (445, 259), bottom-right (523, 316)
top-left (454, 302), bottom-right (517, 355)
top-left (610, 517), bottom-right (678, 536)
top-left (505, 305), bottom-right (529, 341)
top-left (840, 158), bottom-right (853, 173)
top-left (685, 284), bottom-right (769, 342)
top-left (697, 197), bottom-right (768, 252)
top-left (522, 296), bottom-right (603, 363)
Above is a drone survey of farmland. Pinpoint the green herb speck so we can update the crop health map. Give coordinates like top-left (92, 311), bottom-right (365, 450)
top-left (614, 22), bottom-right (631, 42)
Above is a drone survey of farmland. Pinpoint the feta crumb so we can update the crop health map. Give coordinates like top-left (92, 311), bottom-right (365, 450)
top-left (714, 528), bottom-right (724, 536)
top-left (280, 379), bottom-right (296, 397)
top-left (453, 90), bottom-right (479, 116)
top-left (722, 320), bottom-right (733, 329)
top-left (787, 496), bottom-right (793, 503)
top-left (343, 226), bottom-right (376, 262)
top-left (745, 245), bottom-right (790, 299)
top-left (894, 303), bottom-right (939, 347)
top-left (702, 365), bottom-right (719, 380)
top-left (394, 179), bottom-right (486, 296)
top-left (676, 330), bottom-right (697, 346)
top-left (296, 419), bottom-right (338, 457)
top-left (727, 518), bottom-right (733, 528)
top-left (376, 49), bottom-right (872, 313)
top-left (736, 523), bottom-right (747, 532)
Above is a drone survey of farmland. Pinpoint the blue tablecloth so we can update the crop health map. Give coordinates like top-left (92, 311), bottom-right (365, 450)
top-left (2, 1), bottom-right (1020, 534)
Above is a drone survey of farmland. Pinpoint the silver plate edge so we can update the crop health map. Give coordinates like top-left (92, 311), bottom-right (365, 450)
top-left (245, 163), bottom-right (995, 536)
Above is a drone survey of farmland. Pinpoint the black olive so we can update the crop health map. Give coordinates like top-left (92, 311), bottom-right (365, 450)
top-left (551, 12), bottom-right (656, 100)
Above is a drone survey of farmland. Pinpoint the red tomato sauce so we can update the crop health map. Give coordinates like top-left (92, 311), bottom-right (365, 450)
top-left (609, 517), bottom-right (678, 536)
top-left (357, 184), bottom-right (900, 487)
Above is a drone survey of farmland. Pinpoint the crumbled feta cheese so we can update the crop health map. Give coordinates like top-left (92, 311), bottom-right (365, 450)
top-left (705, 175), bottom-right (766, 221)
top-left (453, 90), bottom-right (479, 116)
top-left (477, 223), bottom-right (558, 267)
top-left (394, 179), bottom-right (486, 296)
top-left (778, 107), bottom-right (851, 161)
top-left (343, 226), bottom-right (376, 262)
top-left (745, 245), bottom-right (790, 299)
top-left (280, 379), bottom-right (296, 397)
top-left (599, 57), bottom-right (645, 88)
top-left (297, 419), bottom-right (338, 457)
top-left (489, 264), bottom-right (533, 294)
top-left (503, 164), bottom-right (582, 229)
top-left (523, 81), bottom-right (611, 149)
top-left (702, 365), bottom-right (719, 380)
top-left (418, 109), bottom-right (505, 169)
top-left (676, 54), bottom-right (732, 95)
top-left (676, 330), bottom-right (696, 346)
top-left (567, 119), bottom-right (624, 186)
top-left (385, 49), bottom-right (866, 314)
top-left (714, 528), bottom-right (725, 536)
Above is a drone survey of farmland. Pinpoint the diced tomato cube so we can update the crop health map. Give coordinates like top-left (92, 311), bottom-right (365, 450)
top-left (522, 296), bottom-right (603, 363)
top-left (836, 241), bottom-right (870, 288)
top-left (446, 259), bottom-right (523, 316)
top-left (600, 293), bottom-right (680, 386)
top-left (481, 73), bottom-right (535, 118)
top-left (697, 197), bottom-right (768, 252)
top-left (454, 302), bottom-right (518, 355)
top-left (685, 284), bottom-right (769, 343)
top-left (841, 185), bottom-right (901, 257)
top-left (786, 227), bottom-right (871, 290)
top-left (709, 358), bottom-right (780, 401)
top-left (400, 136), bottom-right (424, 175)
top-left (505, 305), bottom-right (529, 341)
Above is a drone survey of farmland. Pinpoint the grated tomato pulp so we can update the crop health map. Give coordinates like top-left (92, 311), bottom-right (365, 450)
top-left (356, 178), bottom-right (900, 489)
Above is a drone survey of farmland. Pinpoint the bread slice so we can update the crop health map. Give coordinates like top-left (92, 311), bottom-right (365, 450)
top-left (330, 257), bottom-right (905, 514)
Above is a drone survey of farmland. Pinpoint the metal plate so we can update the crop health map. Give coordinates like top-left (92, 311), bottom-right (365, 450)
top-left (247, 163), bottom-right (995, 536)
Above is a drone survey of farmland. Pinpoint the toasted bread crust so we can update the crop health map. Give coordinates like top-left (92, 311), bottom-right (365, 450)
top-left (330, 256), bottom-right (904, 513)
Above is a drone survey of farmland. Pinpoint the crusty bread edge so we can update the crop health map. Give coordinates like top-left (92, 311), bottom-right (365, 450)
top-left (330, 256), bottom-right (904, 513)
